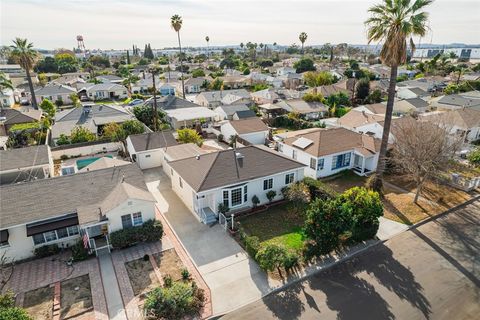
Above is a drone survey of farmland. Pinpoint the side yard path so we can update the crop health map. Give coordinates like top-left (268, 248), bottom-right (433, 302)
top-left (5, 252), bottom-right (108, 320)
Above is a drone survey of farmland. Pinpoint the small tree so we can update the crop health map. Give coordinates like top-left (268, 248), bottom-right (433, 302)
top-left (122, 119), bottom-right (145, 136)
top-left (103, 122), bottom-right (125, 141)
top-left (70, 126), bottom-right (96, 144)
top-left (285, 182), bottom-right (311, 213)
top-left (355, 78), bottom-right (370, 101)
top-left (468, 147), bottom-right (480, 166)
top-left (266, 190), bottom-right (276, 203)
top-left (390, 117), bottom-right (461, 203)
top-left (177, 128), bottom-right (203, 146)
top-left (69, 93), bottom-right (81, 107)
top-left (39, 98), bottom-right (56, 119)
top-left (143, 281), bottom-right (205, 319)
top-left (255, 243), bottom-right (287, 272)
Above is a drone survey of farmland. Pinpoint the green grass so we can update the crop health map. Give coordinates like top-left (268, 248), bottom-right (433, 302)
top-left (238, 204), bottom-right (306, 252)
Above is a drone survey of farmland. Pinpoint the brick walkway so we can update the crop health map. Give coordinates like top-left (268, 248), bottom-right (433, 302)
top-left (5, 252), bottom-right (108, 320)
top-left (111, 239), bottom-right (174, 320)
top-left (155, 206), bottom-right (213, 319)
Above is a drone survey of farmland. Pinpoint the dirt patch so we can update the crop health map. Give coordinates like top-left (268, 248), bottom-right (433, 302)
top-left (382, 191), bottom-right (440, 225)
top-left (125, 257), bottom-right (160, 296)
top-left (60, 274), bottom-right (94, 320)
top-left (23, 285), bottom-right (54, 320)
top-left (153, 249), bottom-right (185, 281)
top-left (322, 171), bottom-right (367, 193)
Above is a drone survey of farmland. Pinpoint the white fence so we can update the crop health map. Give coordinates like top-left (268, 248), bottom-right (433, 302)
top-left (51, 141), bottom-right (124, 160)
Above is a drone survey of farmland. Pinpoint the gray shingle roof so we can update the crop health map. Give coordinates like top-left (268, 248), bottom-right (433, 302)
top-left (0, 108), bottom-right (42, 125)
top-left (234, 110), bottom-right (256, 119)
top-left (144, 96), bottom-right (200, 110)
top-left (199, 89), bottom-right (250, 102)
top-left (168, 145), bottom-right (305, 192)
top-left (0, 164), bottom-right (147, 229)
top-left (438, 94), bottom-right (480, 108)
top-left (217, 104), bottom-right (250, 116)
top-left (128, 131), bottom-right (178, 152)
top-left (0, 145), bottom-right (50, 172)
top-left (35, 84), bottom-right (76, 96)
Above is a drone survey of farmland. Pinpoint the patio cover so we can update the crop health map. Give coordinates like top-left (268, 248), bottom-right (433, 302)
top-left (26, 213), bottom-right (79, 236)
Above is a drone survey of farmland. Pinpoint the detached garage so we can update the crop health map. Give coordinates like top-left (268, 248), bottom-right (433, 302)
top-left (126, 131), bottom-right (178, 169)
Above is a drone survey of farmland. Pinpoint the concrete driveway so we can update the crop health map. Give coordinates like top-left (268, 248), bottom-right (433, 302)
top-left (223, 200), bottom-right (480, 320)
top-left (143, 168), bottom-right (272, 315)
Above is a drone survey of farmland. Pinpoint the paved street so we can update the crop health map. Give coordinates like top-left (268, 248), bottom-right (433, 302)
top-left (223, 200), bottom-right (480, 320)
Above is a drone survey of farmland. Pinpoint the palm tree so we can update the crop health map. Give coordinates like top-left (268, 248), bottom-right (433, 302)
top-left (10, 38), bottom-right (39, 109)
top-left (122, 72), bottom-right (138, 94)
top-left (205, 36), bottom-right (210, 60)
top-left (365, 0), bottom-right (432, 186)
top-left (171, 14), bottom-right (185, 99)
top-left (299, 32), bottom-right (308, 54)
top-left (240, 42), bottom-right (245, 57)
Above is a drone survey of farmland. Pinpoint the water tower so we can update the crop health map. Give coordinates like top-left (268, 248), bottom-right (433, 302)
top-left (77, 35), bottom-right (86, 57)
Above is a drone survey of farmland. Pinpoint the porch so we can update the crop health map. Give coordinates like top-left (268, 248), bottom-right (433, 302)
top-left (352, 152), bottom-right (376, 176)
top-left (81, 221), bottom-right (111, 256)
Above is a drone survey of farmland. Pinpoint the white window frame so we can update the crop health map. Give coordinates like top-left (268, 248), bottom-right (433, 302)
top-left (32, 225), bottom-right (80, 246)
top-left (132, 212), bottom-right (143, 226)
top-left (263, 178), bottom-right (273, 190)
top-left (222, 184), bottom-right (248, 208)
top-left (285, 173), bottom-right (295, 184)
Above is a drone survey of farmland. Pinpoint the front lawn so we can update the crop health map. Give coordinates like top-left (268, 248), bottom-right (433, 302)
top-left (322, 170), bottom-right (367, 193)
top-left (237, 204), bottom-right (305, 252)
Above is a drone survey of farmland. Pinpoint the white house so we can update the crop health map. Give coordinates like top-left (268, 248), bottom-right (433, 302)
top-left (214, 104), bottom-right (250, 121)
top-left (275, 127), bottom-right (381, 178)
top-left (34, 84), bottom-right (77, 105)
top-left (126, 131), bottom-right (178, 169)
top-left (165, 107), bottom-right (217, 130)
top-left (168, 146), bottom-right (305, 224)
top-left (276, 67), bottom-right (296, 76)
top-left (195, 89), bottom-right (250, 109)
top-left (80, 83), bottom-right (129, 101)
top-left (336, 109), bottom-right (393, 142)
top-left (220, 118), bottom-right (269, 145)
top-left (396, 87), bottom-right (429, 100)
top-left (0, 164), bottom-right (156, 260)
top-left (421, 109), bottom-right (480, 142)
top-left (0, 89), bottom-right (16, 108)
top-left (0, 145), bottom-right (53, 185)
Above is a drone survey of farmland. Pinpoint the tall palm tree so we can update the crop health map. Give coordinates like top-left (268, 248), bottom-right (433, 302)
top-left (365, 0), bottom-right (432, 186)
top-left (205, 36), bottom-right (210, 60)
top-left (171, 14), bottom-right (185, 99)
top-left (10, 38), bottom-right (39, 109)
top-left (299, 32), bottom-right (308, 55)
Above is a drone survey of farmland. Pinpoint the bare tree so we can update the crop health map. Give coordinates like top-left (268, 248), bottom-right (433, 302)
top-left (0, 252), bottom-right (14, 292)
top-left (390, 117), bottom-right (462, 203)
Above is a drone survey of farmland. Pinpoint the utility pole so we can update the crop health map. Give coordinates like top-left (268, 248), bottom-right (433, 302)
top-left (151, 69), bottom-right (158, 132)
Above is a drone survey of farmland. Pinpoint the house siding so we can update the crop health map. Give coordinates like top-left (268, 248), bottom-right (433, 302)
top-left (105, 199), bottom-right (156, 232)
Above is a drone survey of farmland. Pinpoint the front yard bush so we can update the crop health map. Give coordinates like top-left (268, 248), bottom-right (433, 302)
top-left (244, 236), bottom-right (260, 258)
top-left (34, 244), bottom-right (61, 258)
top-left (71, 240), bottom-right (90, 261)
top-left (303, 177), bottom-right (337, 199)
top-left (255, 243), bottom-right (288, 272)
top-left (143, 281), bottom-right (205, 320)
top-left (110, 220), bottom-right (163, 249)
top-left (0, 291), bottom-right (32, 320)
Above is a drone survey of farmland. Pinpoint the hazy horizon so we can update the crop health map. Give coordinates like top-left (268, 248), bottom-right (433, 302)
top-left (2, 0), bottom-right (479, 50)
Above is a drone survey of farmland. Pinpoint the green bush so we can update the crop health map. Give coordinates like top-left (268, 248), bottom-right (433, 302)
top-left (131, 93), bottom-right (146, 100)
top-left (283, 251), bottom-right (300, 270)
top-left (468, 147), bottom-right (480, 166)
top-left (0, 307), bottom-right (33, 320)
top-left (302, 177), bottom-right (337, 200)
top-left (266, 190), bottom-right (277, 203)
top-left (244, 236), bottom-right (260, 258)
top-left (143, 281), bottom-right (205, 319)
top-left (110, 220), bottom-right (163, 249)
top-left (71, 240), bottom-right (90, 261)
top-left (181, 268), bottom-right (190, 280)
top-left (163, 274), bottom-right (173, 287)
top-left (255, 243), bottom-right (288, 272)
top-left (34, 244), bottom-right (61, 258)
top-left (251, 195), bottom-right (260, 207)
top-left (0, 291), bottom-right (15, 309)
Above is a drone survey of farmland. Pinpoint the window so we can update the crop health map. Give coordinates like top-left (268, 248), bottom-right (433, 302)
top-left (121, 214), bottom-right (133, 229)
top-left (67, 226), bottom-right (79, 236)
top-left (285, 173), bottom-right (294, 184)
top-left (56, 228), bottom-right (69, 239)
top-left (317, 158), bottom-right (324, 170)
top-left (44, 231), bottom-right (57, 242)
top-left (243, 185), bottom-right (248, 202)
top-left (292, 150), bottom-right (297, 160)
top-left (31, 225), bottom-right (80, 246)
top-left (132, 212), bottom-right (143, 226)
top-left (179, 177), bottom-right (183, 188)
top-left (231, 188), bottom-right (243, 207)
top-left (263, 178), bottom-right (273, 190)
top-left (332, 153), bottom-right (351, 170)
top-left (0, 240), bottom-right (8, 247)
top-left (223, 190), bottom-right (229, 207)
top-left (33, 234), bottom-right (45, 245)
top-left (145, 154), bottom-right (151, 158)
top-left (310, 158), bottom-right (316, 170)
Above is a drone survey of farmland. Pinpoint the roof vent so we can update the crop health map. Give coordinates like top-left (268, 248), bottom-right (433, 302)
top-left (235, 152), bottom-right (244, 159)
top-left (195, 154), bottom-right (200, 160)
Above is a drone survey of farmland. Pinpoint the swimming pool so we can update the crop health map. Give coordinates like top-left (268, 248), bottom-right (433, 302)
top-left (76, 155), bottom-right (113, 170)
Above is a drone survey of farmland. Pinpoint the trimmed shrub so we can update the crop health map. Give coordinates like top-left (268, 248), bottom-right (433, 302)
top-left (283, 251), bottom-right (300, 270)
top-left (0, 307), bottom-right (33, 320)
top-left (34, 244), bottom-right (61, 258)
top-left (244, 236), bottom-right (260, 258)
top-left (217, 133), bottom-right (224, 142)
top-left (266, 190), bottom-right (276, 203)
top-left (255, 243), bottom-right (288, 272)
top-left (110, 220), bottom-right (163, 249)
top-left (163, 274), bottom-right (173, 287)
top-left (251, 195), bottom-right (260, 207)
top-left (71, 240), bottom-right (90, 261)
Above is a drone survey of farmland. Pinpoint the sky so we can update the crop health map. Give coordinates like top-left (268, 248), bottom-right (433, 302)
top-left (1, 0), bottom-right (479, 50)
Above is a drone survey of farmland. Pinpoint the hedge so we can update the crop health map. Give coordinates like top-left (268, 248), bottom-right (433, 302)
top-left (110, 220), bottom-right (163, 249)
top-left (302, 177), bottom-right (338, 200)
top-left (34, 244), bottom-right (61, 258)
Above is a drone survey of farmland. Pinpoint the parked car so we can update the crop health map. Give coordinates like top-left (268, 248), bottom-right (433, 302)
top-left (128, 99), bottom-right (144, 106)
top-left (80, 95), bottom-right (89, 102)
top-left (19, 97), bottom-right (30, 105)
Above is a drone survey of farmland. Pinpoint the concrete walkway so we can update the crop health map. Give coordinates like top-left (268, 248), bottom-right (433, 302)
top-left (143, 168), bottom-right (272, 316)
top-left (376, 217), bottom-right (409, 240)
top-left (98, 253), bottom-right (127, 320)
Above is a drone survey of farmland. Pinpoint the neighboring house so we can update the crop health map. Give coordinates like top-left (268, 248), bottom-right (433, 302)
top-left (51, 76), bottom-right (87, 90)
top-left (143, 95), bottom-right (200, 111)
top-left (34, 84), bottom-right (77, 105)
top-left (276, 127), bottom-right (381, 178)
top-left (337, 109), bottom-right (391, 141)
top-left (396, 78), bottom-right (447, 93)
top-left (220, 118), bottom-right (269, 145)
top-left (214, 104), bottom-right (250, 121)
top-left (354, 103), bottom-right (387, 115)
top-left (168, 145), bottom-right (305, 223)
top-left (232, 110), bottom-right (257, 120)
top-left (0, 89), bottom-right (16, 108)
top-left (430, 94), bottom-right (480, 111)
top-left (51, 104), bottom-right (134, 145)
top-left (396, 87), bottom-right (429, 100)
top-left (277, 99), bottom-right (329, 120)
top-left (62, 72), bottom-right (91, 81)
top-left (220, 75), bottom-right (249, 89)
top-left (159, 83), bottom-right (176, 96)
top-left (276, 67), bottom-right (296, 76)
top-left (421, 109), bottom-right (480, 142)
top-left (278, 73), bottom-right (303, 90)
top-left (247, 72), bottom-right (269, 85)
top-left (195, 89), bottom-right (250, 108)
top-left (165, 107), bottom-right (217, 129)
top-left (0, 145), bottom-right (53, 185)
top-left (161, 143), bottom-right (214, 178)
top-left (126, 131), bottom-right (178, 169)
top-left (80, 83), bottom-right (129, 101)
top-left (185, 77), bottom-right (206, 94)
top-left (0, 108), bottom-right (42, 134)
top-left (131, 77), bottom-right (161, 94)
top-left (251, 89), bottom-right (279, 105)
top-left (0, 164), bottom-right (156, 260)
top-left (314, 84), bottom-right (352, 98)
top-left (96, 75), bottom-right (123, 84)
top-left (394, 98), bottom-right (429, 113)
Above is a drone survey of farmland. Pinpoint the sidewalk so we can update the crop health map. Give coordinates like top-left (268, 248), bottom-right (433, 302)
top-left (98, 253), bottom-right (127, 320)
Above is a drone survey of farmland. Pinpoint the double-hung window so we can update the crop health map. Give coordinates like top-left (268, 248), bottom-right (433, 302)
top-left (332, 153), bottom-right (351, 170)
top-left (317, 158), bottom-right (324, 170)
top-left (223, 190), bottom-right (229, 207)
top-left (285, 173), bottom-right (294, 184)
top-left (263, 178), bottom-right (273, 190)
top-left (132, 212), bottom-right (143, 226)
top-left (310, 158), bottom-right (316, 170)
top-left (121, 214), bottom-right (133, 229)
top-left (231, 188), bottom-right (243, 207)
